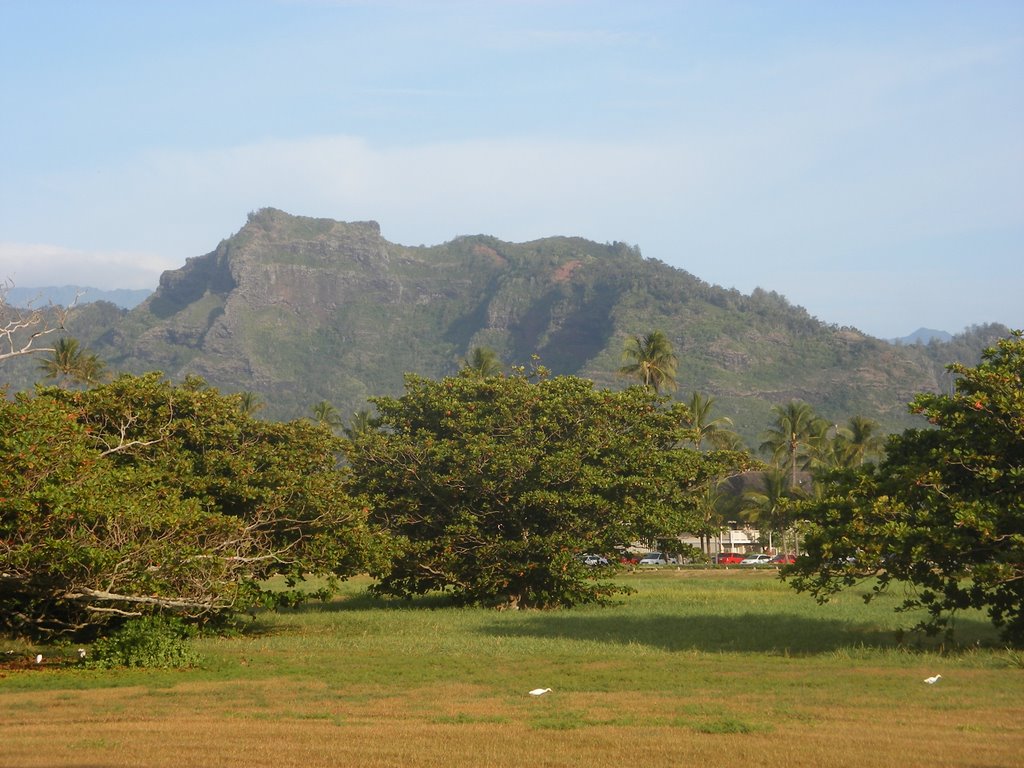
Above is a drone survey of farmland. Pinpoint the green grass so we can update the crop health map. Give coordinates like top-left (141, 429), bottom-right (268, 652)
top-left (2, 570), bottom-right (1022, 768)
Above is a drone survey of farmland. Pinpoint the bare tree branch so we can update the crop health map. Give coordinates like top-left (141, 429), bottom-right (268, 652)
top-left (63, 587), bottom-right (231, 613)
top-left (0, 279), bottom-right (86, 362)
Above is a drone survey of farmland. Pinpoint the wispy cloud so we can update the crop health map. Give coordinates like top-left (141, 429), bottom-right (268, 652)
top-left (0, 243), bottom-right (177, 290)
top-left (519, 26), bottom-right (638, 47)
top-left (3, 119), bottom-right (1019, 340)
top-left (1, 0), bottom-right (1019, 340)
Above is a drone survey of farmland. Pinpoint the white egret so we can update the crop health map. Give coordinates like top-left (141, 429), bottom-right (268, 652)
top-left (34, 654), bottom-right (42, 664)
top-left (923, 674), bottom-right (942, 685)
top-left (528, 688), bottom-right (552, 696)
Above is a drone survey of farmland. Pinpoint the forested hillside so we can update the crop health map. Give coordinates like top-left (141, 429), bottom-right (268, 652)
top-left (0, 208), bottom-right (1011, 445)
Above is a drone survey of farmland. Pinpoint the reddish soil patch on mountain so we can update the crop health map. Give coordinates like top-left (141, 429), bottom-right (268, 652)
top-left (551, 259), bottom-right (582, 283)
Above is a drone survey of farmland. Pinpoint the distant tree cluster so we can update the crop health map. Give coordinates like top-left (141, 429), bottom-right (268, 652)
top-left (3, 315), bottom-right (1022, 648)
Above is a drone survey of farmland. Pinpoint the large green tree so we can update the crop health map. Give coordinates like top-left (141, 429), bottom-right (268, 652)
top-left (345, 368), bottom-right (743, 608)
top-left (0, 373), bottom-right (375, 639)
top-left (786, 331), bottom-right (1024, 643)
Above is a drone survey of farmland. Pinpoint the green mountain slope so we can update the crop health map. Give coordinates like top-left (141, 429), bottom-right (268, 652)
top-left (3, 208), bottom-right (1011, 446)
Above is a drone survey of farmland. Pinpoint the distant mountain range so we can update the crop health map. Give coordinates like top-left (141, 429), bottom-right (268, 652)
top-left (1, 208), bottom-right (1011, 445)
top-left (5, 285), bottom-right (151, 310)
top-left (892, 328), bottom-right (954, 345)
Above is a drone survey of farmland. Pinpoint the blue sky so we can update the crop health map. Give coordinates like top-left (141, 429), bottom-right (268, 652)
top-left (1, 0), bottom-right (1021, 339)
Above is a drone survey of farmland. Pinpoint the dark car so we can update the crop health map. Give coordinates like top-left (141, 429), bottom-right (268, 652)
top-left (715, 552), bottom-right (746, 565)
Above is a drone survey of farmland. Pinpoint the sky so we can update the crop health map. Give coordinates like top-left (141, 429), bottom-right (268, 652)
top-left (1, 1), bottom-right (1021, 340)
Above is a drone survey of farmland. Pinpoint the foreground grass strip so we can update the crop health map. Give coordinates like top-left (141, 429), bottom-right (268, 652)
top-left (1, 571), bottom-right (1021, 768)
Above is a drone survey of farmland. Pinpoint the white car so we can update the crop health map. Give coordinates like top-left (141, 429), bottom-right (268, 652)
top-left (740, 553), bottom-right (773, 565)
top-left (638, 553), bottom-right (668, 565)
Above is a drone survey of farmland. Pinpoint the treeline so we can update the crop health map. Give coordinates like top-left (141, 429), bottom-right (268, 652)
top-left (2, 292), bottom-right (1022, 646)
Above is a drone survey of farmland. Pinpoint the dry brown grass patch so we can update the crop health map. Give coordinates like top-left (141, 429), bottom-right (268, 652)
top-left (2, 678), bottom-right (1022, 768)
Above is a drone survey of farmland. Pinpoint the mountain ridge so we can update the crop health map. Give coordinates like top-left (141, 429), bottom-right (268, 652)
top-left (5, 285), bottom-right (151, 310)
top-left (893, 327), bottom-right (954, 345)
top-left (6, 285), bottom-right (975, 348)
top-left (2, 208), bottom-right (1011, 446)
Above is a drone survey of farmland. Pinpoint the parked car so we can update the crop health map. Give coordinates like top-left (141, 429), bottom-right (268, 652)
top-left (579, 554), bottom-right (609, 567)
top-left (715, 552), bottom-right (746, 565)
top-left (740, 553), bottom-right (773, 565)
top-left (638, 552), bottom-right (668, 565)
top-left (770, 553), bottom-right (797, 565)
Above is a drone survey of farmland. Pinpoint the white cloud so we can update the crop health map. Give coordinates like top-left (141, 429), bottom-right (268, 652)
top-left (2, 128), bottom-right (1020, 337)
top-left (0, 242), bottom-right (178, 290)
top-left (30, 134), bottom-right (709, 258)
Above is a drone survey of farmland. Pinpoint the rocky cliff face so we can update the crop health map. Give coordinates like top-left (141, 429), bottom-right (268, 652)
top-left (101, 209), bottom-right (504, 416)
top-left (86, 208), bottom-right (1008, 443)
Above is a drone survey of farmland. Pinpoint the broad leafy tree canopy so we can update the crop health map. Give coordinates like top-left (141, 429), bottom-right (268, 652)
top-left (345, 368), bottom-right (749, 608)
top-left (1, 372), bottom-right (374, 638)
top-left (787, 331), bottom-right (1024, 643)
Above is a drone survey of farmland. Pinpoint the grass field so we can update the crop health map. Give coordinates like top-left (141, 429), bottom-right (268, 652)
top-left (1, 569), bottom-right (1022, 767)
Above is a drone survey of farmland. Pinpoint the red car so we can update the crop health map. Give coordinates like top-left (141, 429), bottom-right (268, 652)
top-left (770, 553), bottom-right (797, 565)
top-left (715, 552), bottom-right (745, 565)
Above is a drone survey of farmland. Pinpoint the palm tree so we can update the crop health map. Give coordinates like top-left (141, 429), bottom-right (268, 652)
top-left (238, 391), bottom-right (265, 415)
top-left (806, 418), bottom-right (841, 470)
top-left (344, 409), bottom-right (377, 439)
top-left (709, 430), bottom-right (747, 451)
top-left (37, 337), bottom-right (105, 387)
top-left (803, 415), bottom-right (885, 470)
top-left (461, 346), bottom-right (503, 378)
top-left (682, 391), bottom-right (737, 449)
top-left (618, 330), bottom-right (678, 394)
top-left (759, 400), bottom-right (819, 489)
top-left (739, 468), bottom-right (792, 553)
top-left (311, 400), bottom-right (343, 430)
top-left (692, 480), bottom-right (732, 555)
top-left (76, 351), bottom-right (106, 385)
top-left (836, 415), bottom-right (885, 467)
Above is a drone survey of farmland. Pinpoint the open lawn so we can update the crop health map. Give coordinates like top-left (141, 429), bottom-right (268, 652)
top-left (1, 569), bottom-right (1022, 767)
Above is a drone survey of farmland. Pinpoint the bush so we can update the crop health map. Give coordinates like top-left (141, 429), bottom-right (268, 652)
top-left (87, 616), bottom-right (201, 669)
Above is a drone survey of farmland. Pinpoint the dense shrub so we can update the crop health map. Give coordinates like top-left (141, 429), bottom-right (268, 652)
top-left (87, 616), bottom-right (200, 669)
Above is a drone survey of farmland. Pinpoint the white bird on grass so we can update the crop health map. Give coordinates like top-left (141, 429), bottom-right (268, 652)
top-left (34, 654), bottom-right (42, 664)
top-left (528, 688), bottom-right (552, 696)
top-left (924, 674), bottom-right (942, 685)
